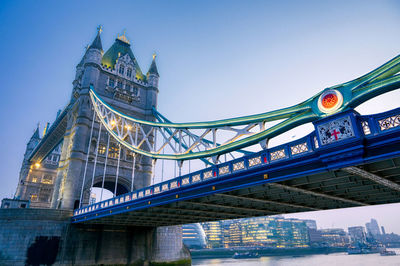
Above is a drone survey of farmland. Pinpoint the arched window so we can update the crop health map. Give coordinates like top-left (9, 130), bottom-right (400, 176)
top-left (90, 139), bottom-right (97, 154)
top-left (108, 78), bottom-right (115, 87)
top-left (119, 65), bottom-right (125, 75)
top-left (98, 143), bottom-right (106, 155)
top-left (108, 143), bottom-right (120, 159)
top-left (42, 175), bottom-right (53, 184)
top-left (127, 68), bottom-right (132, 78)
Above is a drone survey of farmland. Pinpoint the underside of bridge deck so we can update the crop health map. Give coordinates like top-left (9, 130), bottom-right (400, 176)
top-left (81, 156), bottom-right (400, 227)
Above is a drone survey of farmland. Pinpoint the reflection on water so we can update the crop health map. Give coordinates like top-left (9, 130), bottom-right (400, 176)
top-left (192, 249), bottom-right (400, 266)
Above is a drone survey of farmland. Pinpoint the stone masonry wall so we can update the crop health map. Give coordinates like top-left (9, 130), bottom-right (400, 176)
top-left (0, 209), bottom-right (190, 265)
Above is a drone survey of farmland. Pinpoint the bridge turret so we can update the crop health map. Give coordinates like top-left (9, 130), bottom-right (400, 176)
top-left (80, 26), bottom-right (103, 91)
top-left (85, 26), bottom-right (103, 65)
top-left (147, 53), bottom-right (159, 89)
top-left (15, 125), bottom-right (41, 199)
top-left (25, 126), bottom-right (41, 158)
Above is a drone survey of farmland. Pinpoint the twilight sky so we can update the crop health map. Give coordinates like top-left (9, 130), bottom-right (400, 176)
top-left (0, 0), bottom-right (399, 233)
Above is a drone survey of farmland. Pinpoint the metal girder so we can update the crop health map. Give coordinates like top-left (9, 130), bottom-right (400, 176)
top-left (213, 193), bottom-right (320, 211)
top-left (162, 204), bottom-right (247, 219)
top-left (187, 200), bottom-right (279, 215)
top-left (342, 166), bottom-right (400, 192)
top-left (268, 183), bottom-right (369, 207)
top-left (87, 52), bottom-right (400, 161)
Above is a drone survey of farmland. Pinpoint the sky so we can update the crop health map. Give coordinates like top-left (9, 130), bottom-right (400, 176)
top-left (0, 0), bottom-right (399, 233)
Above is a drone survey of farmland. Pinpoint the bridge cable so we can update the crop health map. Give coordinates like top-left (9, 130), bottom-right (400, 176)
top-left (174, 142), bottom-right (177, 178)
top-left (90, 121), bottom-right (102, 194)
top-left (130, 123), bottom-right (138, 192)
top-left (161, 148), bottom-right (165, 182)
top-left (100, 133), bottom-right (110, 201)
top-left (130, 154), bottom-right (136, 192)
top-left (113, 144), bottom-right (121, 197)
top-left (79, 111), bottom-right (96, 208)
top-left (152, 128), bottom-right (158, 185)
top-left (188, 138), bottom-right (191, 173)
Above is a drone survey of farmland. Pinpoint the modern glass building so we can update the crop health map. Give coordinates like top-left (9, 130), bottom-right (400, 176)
top-left (182, 223), bottom-right (207, 249)
top-left (201, 221), bottom-right (223, 248)
top-left (198, 216), bottom-right (310, 248)
top-left (348, 226), bottom-right (367, 244)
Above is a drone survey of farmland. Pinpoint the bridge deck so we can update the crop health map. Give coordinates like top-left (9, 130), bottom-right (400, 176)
top-left (73, 108), bottom-right (400, 226)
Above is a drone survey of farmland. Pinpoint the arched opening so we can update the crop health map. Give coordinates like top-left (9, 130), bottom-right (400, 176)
top-left (93, 181), bottom-right (129, 196)
top-left (84, 175), bottom-right (133, 204)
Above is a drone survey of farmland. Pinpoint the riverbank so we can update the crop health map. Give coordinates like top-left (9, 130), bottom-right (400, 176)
top-left (190, 247), bottom-right (347, 259)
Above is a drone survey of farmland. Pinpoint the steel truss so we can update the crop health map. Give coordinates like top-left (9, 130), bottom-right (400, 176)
top-left (89, 53), bottom-right (400, 161)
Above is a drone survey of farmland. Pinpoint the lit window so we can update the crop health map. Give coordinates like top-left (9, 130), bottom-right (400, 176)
top-left (119, 65), bottom-right (125, 75)
top-left (108, 78), bottom-right (115, 87)
top-left (126, 151), bottom-right (135, 161)
top-left (98, 144), bottom-right (106, 155)
top-left (108, 143), bottom-right (119, 158)
top-left (127, 68), bottom-right (132, 78)
top-left (32, 177), bottom-right (38, 183)
top-left (42, 175), bottom-right (53, 184)
top-left (31, 194), bottom-right (38, 201)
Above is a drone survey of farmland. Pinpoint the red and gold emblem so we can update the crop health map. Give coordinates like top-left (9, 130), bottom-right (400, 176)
top-left (318, 89), bottom-right (343, 114)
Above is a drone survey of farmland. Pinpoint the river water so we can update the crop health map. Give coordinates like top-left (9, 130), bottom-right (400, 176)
top-left (192, 248), bottom-right (400, 266)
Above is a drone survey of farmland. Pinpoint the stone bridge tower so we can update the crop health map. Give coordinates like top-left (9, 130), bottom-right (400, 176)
top-left (52, 28), bottom-right (159, 210)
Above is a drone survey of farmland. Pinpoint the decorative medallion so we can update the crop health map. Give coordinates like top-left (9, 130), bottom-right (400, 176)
top-left (317, 116), bottom-right (355, 145)
top-left (318, 89), bottom-right (343, 114)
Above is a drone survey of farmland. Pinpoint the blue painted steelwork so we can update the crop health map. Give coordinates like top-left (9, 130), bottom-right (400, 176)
top-left (89, 53), bottom-right (400, 161)
top-left (72, 107), bottom-right (400, 222)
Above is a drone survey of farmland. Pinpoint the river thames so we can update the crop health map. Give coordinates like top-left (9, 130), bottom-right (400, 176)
top-left (192, 248), bottom-right (400, 266)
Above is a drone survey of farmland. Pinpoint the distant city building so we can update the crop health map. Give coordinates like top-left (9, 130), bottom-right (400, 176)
top-left (319, 229), bottom-right (349, 247)
top-left (223, 219), bottom-right (242, 247)
top-left (365, 218), bottom-right (381, 238)
top-left (238, 217), bottom-right (277, 247)
top-left (275, 218), bottom-right (309, 248)
top-left (303, 219), bottom-right (317, 230)
top-left (201, 221), bottom-right (223, 248)
top-left (376, 232), bottom-right (400, 247)
top-left (381, 226), bottom-right (386, 235)
top-left (308, 229), bottom-right (324, 246)
top-left (1, 198), bottom-right (30, 209)
top-left (348, 226), bottom-right (367, 244)
top-left (182, 223), bottom-right (207, 249)
top-left (200, 216), bottom-right (309, 249)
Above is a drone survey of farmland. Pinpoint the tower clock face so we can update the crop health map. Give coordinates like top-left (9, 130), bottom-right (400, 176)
top-left (317, 89), bottom-right (343, 114)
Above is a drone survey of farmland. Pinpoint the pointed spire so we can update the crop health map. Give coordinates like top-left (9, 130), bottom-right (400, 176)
top-left (89, 25), bottom-right (103, 51)
top-left (30, 125), bottom-right (40, 141)
top-left (147, 53), bottom-right (159, 76)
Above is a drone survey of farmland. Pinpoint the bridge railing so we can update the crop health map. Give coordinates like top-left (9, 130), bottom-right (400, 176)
top-left (73, 130), bottom-right (320, 216)
top-left (73, 107), bottom-right (400, 217)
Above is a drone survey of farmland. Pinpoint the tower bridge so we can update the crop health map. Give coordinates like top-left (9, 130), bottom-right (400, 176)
top-left (3, 27), bottom-right (400, 265)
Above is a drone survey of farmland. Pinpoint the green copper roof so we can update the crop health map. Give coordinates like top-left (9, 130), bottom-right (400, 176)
top-left (102, 39), bottom-right (145, 80)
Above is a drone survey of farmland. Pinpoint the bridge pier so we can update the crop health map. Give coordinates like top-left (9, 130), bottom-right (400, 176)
top-left (0, 209), bottom-right (190, 266)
